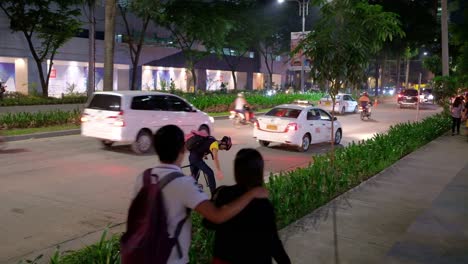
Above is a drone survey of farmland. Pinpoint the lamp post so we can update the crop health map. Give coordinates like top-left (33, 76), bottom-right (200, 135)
top-left (278, 0), bottom-right (310, 93)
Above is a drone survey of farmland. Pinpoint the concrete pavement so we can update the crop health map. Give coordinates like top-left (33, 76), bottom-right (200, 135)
top-left (280, 132), bottom-right (468, 264)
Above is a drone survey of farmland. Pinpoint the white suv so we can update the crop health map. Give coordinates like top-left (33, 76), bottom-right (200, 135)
top-left (81, 91), bottom-right (214, 154)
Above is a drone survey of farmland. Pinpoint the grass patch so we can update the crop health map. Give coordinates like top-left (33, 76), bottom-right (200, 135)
top-left (3, 124), bottom-right (80, 136)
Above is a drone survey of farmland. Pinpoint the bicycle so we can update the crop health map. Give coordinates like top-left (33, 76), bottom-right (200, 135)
top-left (181, 164), bottom-right (213, 195)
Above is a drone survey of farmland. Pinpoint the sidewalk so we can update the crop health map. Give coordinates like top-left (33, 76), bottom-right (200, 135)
top-left (280, 133), bottom-right (468, 264)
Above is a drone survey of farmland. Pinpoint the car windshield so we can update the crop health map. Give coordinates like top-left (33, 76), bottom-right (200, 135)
top-left (322, 95), bottom-right (342, 100)
top-left (265, 107), bottom-right (302, 118)
top-left (87, 94), bottom-right (121, 111)
top-left (404, 90), bottom-right (418, 96)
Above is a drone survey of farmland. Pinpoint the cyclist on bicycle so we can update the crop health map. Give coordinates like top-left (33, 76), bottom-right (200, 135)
top-left (188, 136), bottom-right (232, 195)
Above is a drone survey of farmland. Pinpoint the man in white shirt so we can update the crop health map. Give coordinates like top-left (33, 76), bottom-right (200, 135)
top-left (233, 92), bottom-right (251, 122)
top-left (132, 125), bottom-right (268, 264)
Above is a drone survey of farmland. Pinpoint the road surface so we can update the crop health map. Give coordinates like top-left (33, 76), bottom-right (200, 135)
top-left (0, 102), bottom-right (440, 263)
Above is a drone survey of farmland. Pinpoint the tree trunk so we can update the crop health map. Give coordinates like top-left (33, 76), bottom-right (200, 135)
top-left (104, 0), bottom-right (116, 91)
top-left (381, 54), bottom-right (387, 88)
top-left (34, 59), bottom-right (48, 97)
top-left (190, 67), bottom-right (197, 92)
top-left (405, 57), bottom-right (410, 89)
top-left (374, 60), bottom-right (380, 96)
top-left (231, 70), bottom-right (237, 90)
top-left (22, 32), bottom-right (48, 97)
top-left (87, 1), bottom-right (96, 97)
top-left (396, 54), bottom-right (401, 90)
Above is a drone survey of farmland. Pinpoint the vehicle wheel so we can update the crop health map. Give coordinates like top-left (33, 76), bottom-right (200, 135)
top-left (198, 125), bottom-right (210, 135)
top-left (334, 129), bottom-right (342, 145)
top-left (360, 111), bottom-right (365, 120)
top-left (101, 140), bottom-right (114, 148)
top-left (340, 107), bottom-right (346, 115)
top-left (131, 130), bottom-right (153, 154)
top-left (297, 134), bottom-right (311, 152)
top-left (259, 140), bottom-right (270, 147)
top-left (354, 106), bottom-right (359, 113)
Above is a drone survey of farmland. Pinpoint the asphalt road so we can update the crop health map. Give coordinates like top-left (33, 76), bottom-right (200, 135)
top-left (0, 102), bottom-right (441, 263)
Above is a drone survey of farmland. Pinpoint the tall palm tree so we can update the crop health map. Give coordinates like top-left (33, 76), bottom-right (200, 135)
top-left (84, 0), bottom-right (96, 96)
top-left (104, 0), bottom-right (116, 91)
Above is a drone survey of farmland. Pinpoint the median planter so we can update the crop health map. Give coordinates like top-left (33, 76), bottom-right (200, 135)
top-left (0, 109), bottom-right (81, 129)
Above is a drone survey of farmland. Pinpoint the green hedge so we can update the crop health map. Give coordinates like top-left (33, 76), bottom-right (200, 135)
top-left (21, 113), bottom-right (450, 264)
top-left (182, 92), bottom-right (324, 112)
top-left (0, 109), bottom-right (81, 129)
top-left (0, 92), bottom-right (322, 111)
top-left (0, 93), bottom-right (87, 106)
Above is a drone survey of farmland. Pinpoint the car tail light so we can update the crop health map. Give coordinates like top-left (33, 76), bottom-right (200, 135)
top-left (285, 122), bottom-right (298, 132)
top-left (80, 113), bottom-right (89, 123)
top-left (107, 111), bottom-right (125, 127)
top-left (398, 94), bottom-right (403, 98)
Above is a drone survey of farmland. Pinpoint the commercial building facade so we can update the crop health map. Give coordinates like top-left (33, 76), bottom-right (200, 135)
top-left (0, 3), bottom-right (287, 97)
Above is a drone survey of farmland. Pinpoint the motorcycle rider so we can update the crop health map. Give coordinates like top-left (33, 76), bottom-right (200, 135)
top-left (358, 92), bottom-right (371, 113)
top-left (233, 92), bottom-right (251, 123)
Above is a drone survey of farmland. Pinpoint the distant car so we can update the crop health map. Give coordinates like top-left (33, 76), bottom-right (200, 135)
top-left (318, 94), bottom-right (359, 114)
top-left (253, 103), bottom-right (343, 152)
top-left (422, 88), bottom-right (434, 103)
top-left (397, 89), bottom-right (421, 108)
top-left (81, 91), bottom-right (214, 154)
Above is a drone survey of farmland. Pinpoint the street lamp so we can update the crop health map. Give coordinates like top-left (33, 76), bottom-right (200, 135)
top-left (278, 0), bottom-right (310, 93)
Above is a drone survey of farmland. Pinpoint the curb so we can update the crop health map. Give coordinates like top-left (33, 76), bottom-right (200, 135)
top-left (4, 114), bottom-right (260, 142)
top-left (5, 129), bottom-right (81, 142)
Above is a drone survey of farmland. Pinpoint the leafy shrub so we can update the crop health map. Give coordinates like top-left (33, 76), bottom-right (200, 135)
top-left (0, 109), bottom-right (81, 129)
top-left (0, 94), bottom-right (87, 106)
top-left (183, 92), bottom-right (324, 112)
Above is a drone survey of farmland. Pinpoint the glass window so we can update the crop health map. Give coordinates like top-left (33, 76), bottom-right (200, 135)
top-left (318, 109), bottom-right (332, 121)
top-left (307, 109), bottom-right (320, 120)
top-left (166, 96), bottom-right (191, 112)
top-left (265, 108), bottom-right (302, 119)
top-left (404, 89), bottom-right (418, 96)
top-left (131, 95), bottom-right (167, 111)
top-left (88, 94), bottom-right (121, 111)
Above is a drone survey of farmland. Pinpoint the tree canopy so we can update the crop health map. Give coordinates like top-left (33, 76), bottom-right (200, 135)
top-left (0, 0), bottom-right (82, 97)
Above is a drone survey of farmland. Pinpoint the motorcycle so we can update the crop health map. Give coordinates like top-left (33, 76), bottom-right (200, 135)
top-left (229, 106), bottom-right (256, 128)
top-left (359, 103), bottom-right (372, 120)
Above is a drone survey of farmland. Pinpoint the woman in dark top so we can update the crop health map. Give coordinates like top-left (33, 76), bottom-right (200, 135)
top-left (203, 148), bottom-right (291, 264)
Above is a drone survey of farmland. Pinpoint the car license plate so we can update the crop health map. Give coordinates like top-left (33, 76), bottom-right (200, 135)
top-left (267, 124), bottom-right (277, 130)
top-left (325, 101), bottom-right (331, 106)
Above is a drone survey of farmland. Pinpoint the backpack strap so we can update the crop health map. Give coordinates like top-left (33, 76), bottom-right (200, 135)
top-left (157, 171), bottom-right (185, 189)
top-left (142, 168), bottom-right (153, 186)
top-left (173, 208), bottom-right (191, 258)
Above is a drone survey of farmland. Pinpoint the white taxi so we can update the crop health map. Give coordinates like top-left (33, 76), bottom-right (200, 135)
top-left (318, 94), bottom-right (358, 114)
top-left (253, 102), bottom-right (342, 152)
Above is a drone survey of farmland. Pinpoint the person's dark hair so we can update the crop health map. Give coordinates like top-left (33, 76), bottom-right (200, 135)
top-left (453, 97), bottom-right (462, 107)
top-left (234, 148), bottom-right (264, 189)
top-left (153, 125), bottom-right (185, 163)
top-left (220, 136), bottom-right (232, 150)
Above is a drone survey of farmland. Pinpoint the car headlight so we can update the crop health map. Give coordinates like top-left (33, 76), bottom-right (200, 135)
top-left (209, 116), bottom-right (215, 123)
top-left (428, 94), bottom-right (434, 100)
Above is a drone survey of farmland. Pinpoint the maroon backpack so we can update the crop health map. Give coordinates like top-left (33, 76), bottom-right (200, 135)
top-left (121, 169), bottom-right (189, 264)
